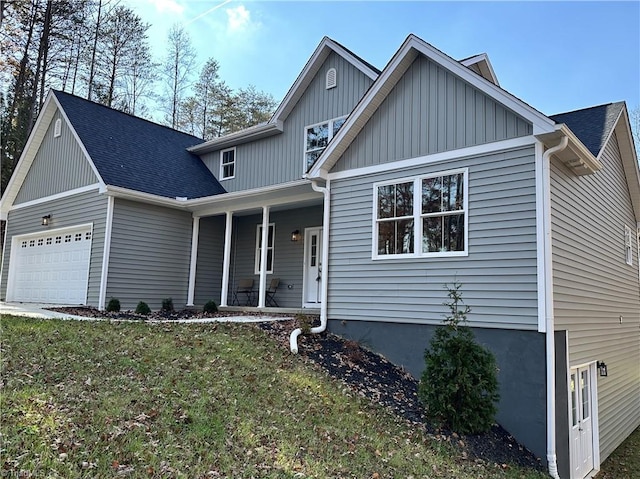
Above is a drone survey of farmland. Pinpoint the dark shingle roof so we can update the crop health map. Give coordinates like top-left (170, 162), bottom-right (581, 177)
top-left (550, 102), bottom-right (624, 157)
top-left (53, 90), bottom-right (225, 199)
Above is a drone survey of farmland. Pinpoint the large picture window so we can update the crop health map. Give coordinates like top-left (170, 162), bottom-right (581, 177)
top-left (304, 116), bottom-right (346, 171)
top-left (374, 169), bottom-right (468, 258)
top-left (255, 223), bottom-right (275, 273)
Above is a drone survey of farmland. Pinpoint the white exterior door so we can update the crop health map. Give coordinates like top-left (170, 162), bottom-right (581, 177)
top-left (303, 227), bottom-right (323, 306)
top-left (570, 365), bottom-right (595, 479)
top-left (7, 225), bottom-right (93, 305)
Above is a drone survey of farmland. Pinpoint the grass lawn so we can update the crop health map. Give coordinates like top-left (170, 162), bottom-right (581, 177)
top-left (1, 316), bottom-right (547, 478)
top-left (596, 426), bottom-right (640, 478)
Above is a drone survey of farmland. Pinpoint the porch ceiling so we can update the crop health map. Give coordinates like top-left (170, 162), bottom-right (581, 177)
top-left (188, 180), bottom-right (323, 217)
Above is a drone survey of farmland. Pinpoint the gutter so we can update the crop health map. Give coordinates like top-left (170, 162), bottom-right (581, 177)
top-left (290, 179), bottom-right (330, 353)
top-left (541, 136), bottom-right (569, 479)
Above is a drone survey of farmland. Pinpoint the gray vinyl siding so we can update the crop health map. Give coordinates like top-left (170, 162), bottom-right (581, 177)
top-left (193, 215), bottom-right (225, 306)
top-left (550, 131), bottom-right (640, 460)
top-left (0, 190), bottom-right (108, 305)
top-left (14, 110), bottom-right (98, 204)
top-left (328, 145), bottom-right (539, 330)
top-left (201, 52), bottom-right (374, 192)
top-left (106, 199), bottom-right (193, 310)
top-left (226, 205), bottom-right (323, 307)
top-left (332, 55), bottom-right (532, 173)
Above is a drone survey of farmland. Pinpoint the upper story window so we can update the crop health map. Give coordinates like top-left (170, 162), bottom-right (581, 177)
top-left (624, 225), bottom-right (633, 265)
top-left (374, 169), bottom-right (468, 259)
top-left (304, 116), bottom-right (346, 171)
top-left (220, 147), bottom-right (236, 180)
top-left (255, 223), bottom-right (275, 274)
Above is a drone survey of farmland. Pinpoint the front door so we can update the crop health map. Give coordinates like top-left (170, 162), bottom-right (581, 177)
top-left (303, 227), bottom-right (323, 306)
top-left (570, 365), bottom-right (595, 479)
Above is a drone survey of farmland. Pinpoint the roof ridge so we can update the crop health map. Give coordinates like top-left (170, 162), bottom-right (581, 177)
top-left (550, 101), bottom-right (625, 118)
top-left (52, 89), bottom-right (205, 143)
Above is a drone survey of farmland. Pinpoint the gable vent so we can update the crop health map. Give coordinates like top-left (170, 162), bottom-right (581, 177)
top-left (54, 118), bottom-right (62, 138)
top-left (326, 68), bottom-right (337, 89)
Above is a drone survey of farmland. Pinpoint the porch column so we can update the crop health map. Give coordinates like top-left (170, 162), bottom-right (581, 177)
top-left (220, 211), bottom-right (233, 307)
top-left (258, 205), bottom-right (270, 308)
top-left (186, 216), bottom-right (200, 306)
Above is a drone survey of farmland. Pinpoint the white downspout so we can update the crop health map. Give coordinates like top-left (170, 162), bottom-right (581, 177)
top-left (290, 179), bottom-right (330, 353)
top-left (542, 136), bottom-right (568, 479)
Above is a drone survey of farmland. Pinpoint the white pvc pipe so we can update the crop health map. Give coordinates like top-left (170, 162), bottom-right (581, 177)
top-left (290, 179), bottom-right (330, 353)
top-left (542, 136), bottom-right (568, 479)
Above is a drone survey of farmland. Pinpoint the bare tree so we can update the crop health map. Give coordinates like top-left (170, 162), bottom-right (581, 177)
top-left (161, 23), bottom-right (196, 129)
top-left (630, 105), bottom-right (640, 161)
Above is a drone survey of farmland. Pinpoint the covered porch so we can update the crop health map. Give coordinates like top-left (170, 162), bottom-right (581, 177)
top-left (185, 180), bottom-right (326, 312)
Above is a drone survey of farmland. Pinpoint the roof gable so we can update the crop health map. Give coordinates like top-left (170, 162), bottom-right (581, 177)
top-left (53, 90), bottom-right (225, 199)
top-left (460, 53), bottom-right (499, 86)
top-left (309, 34), bottom-right (556, 178)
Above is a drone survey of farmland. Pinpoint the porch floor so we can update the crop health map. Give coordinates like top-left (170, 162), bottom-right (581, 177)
top-left (219, 306), bottom-right (320, 316)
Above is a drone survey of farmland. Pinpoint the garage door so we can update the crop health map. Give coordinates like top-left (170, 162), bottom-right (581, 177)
top-left (7, 225), bottom-right (93, 304)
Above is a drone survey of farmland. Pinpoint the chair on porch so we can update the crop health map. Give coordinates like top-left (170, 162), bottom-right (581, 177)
top-left (232, 279), bottom-right (254, 306)
top-left (266, 278), bottom-right (280, 307)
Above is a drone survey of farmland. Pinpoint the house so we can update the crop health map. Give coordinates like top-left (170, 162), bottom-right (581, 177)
top-left (1, 34), bottom-right (638, 479)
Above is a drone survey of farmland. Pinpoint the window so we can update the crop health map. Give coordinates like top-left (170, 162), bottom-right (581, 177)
top-left (255, 223), bottom-right (275, 274)
top-left (374, 169), bottom-right (468, 258)
top-left (625, 225), bottom-right (633, 265)
top-left (54, 118), bottom-right (62, 138)
top-left (326, 68), bottom-right (337, 89)
top-left (304, 116), bottom-right (346, 171)
top-left (220, 147), bottom-right (235, 180)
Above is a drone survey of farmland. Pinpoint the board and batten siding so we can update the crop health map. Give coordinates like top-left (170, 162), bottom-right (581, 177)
top-left (14, 109), bottom-right (98, 204)
top-left (106, 199), bottom-right (193, 310)
top-left (550, 131), bottom-right (640, 460)
top-left (332, 55), bottom-right (532, 173)
top-left (226, 206), bottom-right (323, 307)
top-left (201, 52), bottom-right (374, 192)
top-left (328, 146), bottom-right (539, 330)
top-left (0, 190), bottom-right (108, 305)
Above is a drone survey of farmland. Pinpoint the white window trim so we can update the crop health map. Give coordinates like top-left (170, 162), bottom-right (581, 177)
top-left (303, 115), bottom-right (347, 173)
top-left (624, 224), bottom-right (633, 266)
top-left (372, 167), bottom-right (469, 260)
top-left (219, 147), bottom-right (236, 180)
top-left (254, 223), bottom-right (275, 274)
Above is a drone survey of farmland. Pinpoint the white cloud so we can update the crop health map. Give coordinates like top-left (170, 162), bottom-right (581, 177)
top-left (226, 5), bottom-right (251, 31)
top-left (147, 0), bottom-right (184, 15)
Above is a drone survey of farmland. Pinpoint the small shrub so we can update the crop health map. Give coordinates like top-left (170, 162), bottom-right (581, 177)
top-left (343, 339), bottom-right (364, 363)
top-left (296, 314), bottom-right (313, 334)
top-left (203, 300), bottom-right (218, 314)
top-left (161, 298), bottom-right (174, 312)
top-left (135, 301), bottom-right (151, 315)
top-left (418, 282), bottom-right (499, 434)
top-left (106, 297), bottom-right (121, 312)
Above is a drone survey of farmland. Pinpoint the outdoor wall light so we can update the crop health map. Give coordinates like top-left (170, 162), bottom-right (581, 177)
top-left (42, 214), bottom-right (51, 226)
top-left (597, 361), bottom-right (608, 377)
top-left (291, 230), bottom-right (301, 242)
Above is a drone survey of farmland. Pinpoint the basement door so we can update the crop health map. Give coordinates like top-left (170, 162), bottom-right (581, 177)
top-left (303, 227), bottom-right (323, 307)
top-left (7, 225), bottom-right (93, 305)
top-left (570, 365), bottom-right (595, 479)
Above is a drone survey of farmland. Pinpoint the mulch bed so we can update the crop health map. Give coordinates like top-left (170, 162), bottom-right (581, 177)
top-left (48, 306), bottom-right (543, 471)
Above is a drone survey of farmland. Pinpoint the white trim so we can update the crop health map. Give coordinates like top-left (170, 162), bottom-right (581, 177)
top-left (327, 136), bottom-right (536, 181)
top-left (98, 196), bottom-right (114, 310)
top-left (257, 208), bottom-right (271, 307)
top-left (460, 53), bottom-right (499, 86)
top-left (9, 184), bottom-right (102, 211)
top-left (624, 224), bottom-right (633, 266)
top-left (220, 212), bottom-right (234, 307)
top-left (302, 226), bottom-right (323, 308)
top-left (372, 168), bottom-right (469, 260)
top-left (219, 147), bottom-right (236, 180)
top-left (186, 216), bottom-right (200, 306)
top-left (187, 121), bottom-right (283, 154)
top-left (535, 141), bottom-right (547, 333)
top-left (254, 221), bottom-right (275, 275)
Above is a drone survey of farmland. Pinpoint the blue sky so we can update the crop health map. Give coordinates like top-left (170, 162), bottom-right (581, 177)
top-left (126, 0), bottom-right (640, 116)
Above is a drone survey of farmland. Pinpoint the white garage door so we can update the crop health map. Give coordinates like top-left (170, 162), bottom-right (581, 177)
top-left (7, 225), bottom-right (93, 304)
